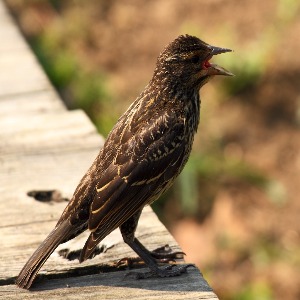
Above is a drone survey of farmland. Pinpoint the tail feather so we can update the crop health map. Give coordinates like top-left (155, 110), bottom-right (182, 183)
top-left (16, 220), bottom-right (73, 289)
top-left (79, 231), bottom-right (106, 263)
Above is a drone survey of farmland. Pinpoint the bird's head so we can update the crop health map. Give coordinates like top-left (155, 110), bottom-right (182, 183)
top-left (155, 34), bottom-right (233, 89)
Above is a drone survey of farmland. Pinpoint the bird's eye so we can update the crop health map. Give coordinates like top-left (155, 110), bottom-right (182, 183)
top-left (190, 55), bottom-right (201, 64)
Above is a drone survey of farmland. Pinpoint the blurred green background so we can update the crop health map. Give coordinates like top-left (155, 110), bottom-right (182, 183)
top-left (5, 0), bottom-right (300, 299)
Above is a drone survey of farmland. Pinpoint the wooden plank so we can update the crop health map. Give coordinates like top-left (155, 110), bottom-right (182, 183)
top-left (0, 201), bottom-right (183, 283)
top-left (0, 49), bottom-right (52, 96)
top-left (0, 2), bottom-right (28, 51)
top-left (0, 90), bottom-right (66, 116)
top-left (0, 0), bottom-right (219, 298)
top-left (0, 2), bottom-right (55, 97)
top-left (0, 110), bottom-right (103, 155)
top-left (0, 268), bottom-right (217, 300)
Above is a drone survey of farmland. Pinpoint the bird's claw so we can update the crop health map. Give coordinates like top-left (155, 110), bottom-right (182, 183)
top-left (150, 244), bottom-right (185, 260)
top-left (116, 257), bottom-right (144, 268)
top-left (116, 244), bottom-right (185, 268)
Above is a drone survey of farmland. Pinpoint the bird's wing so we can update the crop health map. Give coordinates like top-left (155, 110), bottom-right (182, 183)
top-left (80, 110), bottom-right (187, 261)
top-left (90, 110), bottom-right (186, 230)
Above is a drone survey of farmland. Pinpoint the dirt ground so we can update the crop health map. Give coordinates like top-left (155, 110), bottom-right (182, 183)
top-left (6, 0), bottom-right (300, 299)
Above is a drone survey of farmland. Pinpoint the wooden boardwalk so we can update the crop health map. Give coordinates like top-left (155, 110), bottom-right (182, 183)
top-left (0, 1), bottom-right (218, 299)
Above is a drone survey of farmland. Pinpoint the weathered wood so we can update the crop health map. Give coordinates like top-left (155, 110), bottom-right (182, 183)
top-left (0, 110), bottom-right (103, 155)
top-left (0, 268), bottom-right (216, 300)
top-left (0, 1), bottom-right (218, 299)
top-left (0, 48), bottom-right (51, 96)
top-left (0, 90), bottom-right (66, 116)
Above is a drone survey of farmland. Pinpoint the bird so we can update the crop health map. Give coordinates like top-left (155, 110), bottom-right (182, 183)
top-left (16, 34), bottom-right (233, 289)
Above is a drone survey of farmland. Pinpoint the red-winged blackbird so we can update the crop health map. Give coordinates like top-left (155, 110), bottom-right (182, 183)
top-left (16, 34), bottom-right (233, 289)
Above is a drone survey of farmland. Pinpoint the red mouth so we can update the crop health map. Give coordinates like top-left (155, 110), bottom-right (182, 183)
top-left (200, 45), bottom-right (234, 77)
top-left (203, 59), bottom-right (212, 69)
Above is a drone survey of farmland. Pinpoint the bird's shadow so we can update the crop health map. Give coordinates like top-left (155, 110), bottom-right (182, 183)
top-left (28, 265), bottom-right (213, 293)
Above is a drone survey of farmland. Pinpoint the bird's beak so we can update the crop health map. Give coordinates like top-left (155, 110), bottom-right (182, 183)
top-left (205, 46), bottom-right (234, 77)
top-left (207, 63), bottom-right (234, 77)
top-left (211, 46), bottom-right (232, 56)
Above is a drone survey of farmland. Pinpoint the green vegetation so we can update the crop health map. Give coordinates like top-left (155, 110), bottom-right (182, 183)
top-left (176, 152), bottom-right (271, 219)
top-left (231, 282), bottom-right (274, 300)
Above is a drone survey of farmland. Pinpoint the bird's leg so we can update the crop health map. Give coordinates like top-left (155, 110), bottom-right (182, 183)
top-left (119, 210), bottom-right (194, 278)
top-left (118, 210), bottom-right (184, 265)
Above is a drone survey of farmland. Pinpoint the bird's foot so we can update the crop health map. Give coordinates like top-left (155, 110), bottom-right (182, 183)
top-left (150, 244), bottom-right (185, 260)
top-left (116, 244), bottom-right (185, 267)
top-left (125, 264), bottom-right (195, 279)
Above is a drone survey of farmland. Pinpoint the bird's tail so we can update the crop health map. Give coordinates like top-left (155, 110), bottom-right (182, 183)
top-left (16, 220), bottom-right (73, 289)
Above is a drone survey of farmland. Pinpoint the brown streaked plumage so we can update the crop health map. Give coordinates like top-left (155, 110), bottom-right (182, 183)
top-left (16, 34), bottom-right (233, 289)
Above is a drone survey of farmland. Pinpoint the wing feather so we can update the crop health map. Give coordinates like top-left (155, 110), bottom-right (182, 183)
top-left (81, 110), bottom-right (187, 260)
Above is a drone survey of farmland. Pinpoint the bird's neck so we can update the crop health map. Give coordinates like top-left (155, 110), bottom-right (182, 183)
top-left (181, 88), bottom-right (201, 134)
top-left (148, 76), bottom-right (201, 134)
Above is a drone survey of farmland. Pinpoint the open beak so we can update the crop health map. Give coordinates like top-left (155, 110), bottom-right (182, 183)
top-left (204, 45), bottom-right (234, 77)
